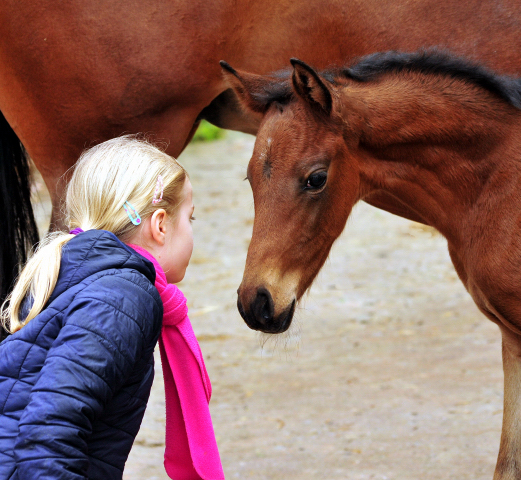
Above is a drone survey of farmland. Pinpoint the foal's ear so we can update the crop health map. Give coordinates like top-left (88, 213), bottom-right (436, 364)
top-left (220, 61), bottom-right (271, 114)
top-left (290, 58), bottom-right (332, 115)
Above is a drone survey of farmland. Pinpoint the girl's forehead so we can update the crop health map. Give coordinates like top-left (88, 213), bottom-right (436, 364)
top-left (182, 177), bottom-right (193, 195)
top-left (182, 180), bottom-right (194, 208)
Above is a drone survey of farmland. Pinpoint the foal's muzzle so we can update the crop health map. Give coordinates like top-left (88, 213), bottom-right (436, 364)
top-left (237, 287), bottom-right (296, 333)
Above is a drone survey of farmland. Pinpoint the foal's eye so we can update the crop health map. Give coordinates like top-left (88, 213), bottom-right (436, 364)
top-left (305, 170), bottom-right (327, 190)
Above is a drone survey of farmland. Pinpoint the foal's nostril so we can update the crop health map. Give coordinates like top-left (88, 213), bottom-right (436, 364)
top-left (252, 288), bottom-right (274, 326)
top-left (259, 295), bottom-right (271, 321)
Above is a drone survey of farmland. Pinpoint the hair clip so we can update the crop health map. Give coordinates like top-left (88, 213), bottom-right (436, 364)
top-left (152, 175), bottom-right (164, 204)
top-left (123, 201), bottom-right (141, 225)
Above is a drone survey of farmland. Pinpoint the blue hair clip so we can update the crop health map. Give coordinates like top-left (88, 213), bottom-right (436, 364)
top-left (123, 201), bottom-right (141, 226)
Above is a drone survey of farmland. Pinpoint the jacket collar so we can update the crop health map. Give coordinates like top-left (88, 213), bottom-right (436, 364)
top-left (48, 229), bottom-right (156, 302)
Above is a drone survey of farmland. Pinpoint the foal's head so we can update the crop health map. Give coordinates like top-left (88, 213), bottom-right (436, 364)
top-left (222, 51), bottom-right (521, 333)
top-left (222, 59), bottom-right (363, 333)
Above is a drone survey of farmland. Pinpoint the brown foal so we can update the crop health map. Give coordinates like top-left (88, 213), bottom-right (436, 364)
top-left (224, 50), bottom-right (521, 479)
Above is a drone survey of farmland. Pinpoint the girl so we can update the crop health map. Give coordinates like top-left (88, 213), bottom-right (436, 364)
top-left (0, 136), bottom-right (224, 480)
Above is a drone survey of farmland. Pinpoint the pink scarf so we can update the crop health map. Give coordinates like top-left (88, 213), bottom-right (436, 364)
top-left (129, 245), bottom-right (225, 480)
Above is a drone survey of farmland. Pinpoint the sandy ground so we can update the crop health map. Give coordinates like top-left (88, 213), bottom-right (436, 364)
top-left (32, 132), bottom-right (504, 480)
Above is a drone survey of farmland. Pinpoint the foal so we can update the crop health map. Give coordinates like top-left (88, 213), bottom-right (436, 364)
top-left (222, 51), bottom-right (521, 479)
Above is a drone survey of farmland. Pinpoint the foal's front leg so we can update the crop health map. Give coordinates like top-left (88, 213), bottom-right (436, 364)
top-left (495, 327), bottom-right (521, 479)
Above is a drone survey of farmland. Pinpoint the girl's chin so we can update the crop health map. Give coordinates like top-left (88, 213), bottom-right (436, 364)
top-left (167, 271), bottom-right (186, 285)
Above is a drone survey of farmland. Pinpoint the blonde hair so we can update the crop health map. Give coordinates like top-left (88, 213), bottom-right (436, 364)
top-left (1, 135), bottom-right (187, 333)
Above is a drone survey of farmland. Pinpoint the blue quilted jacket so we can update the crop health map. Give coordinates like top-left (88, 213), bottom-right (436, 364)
top-left (0, 230), bottom-right (163, 480)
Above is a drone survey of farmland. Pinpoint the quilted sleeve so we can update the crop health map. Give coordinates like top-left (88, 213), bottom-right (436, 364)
top-left (13, 272), bottom-right (162, 480)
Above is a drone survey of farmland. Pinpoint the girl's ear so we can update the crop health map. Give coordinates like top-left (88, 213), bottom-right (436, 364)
top-left (150, 209), bottom-right (168, 246)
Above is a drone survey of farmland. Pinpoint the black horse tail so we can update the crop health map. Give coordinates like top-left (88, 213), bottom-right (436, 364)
top-left (0, 111), bottom-right (39, 339)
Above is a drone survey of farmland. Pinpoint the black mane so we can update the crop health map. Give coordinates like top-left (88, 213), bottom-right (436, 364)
top-left (260, 50), bottom-right (521, 109)
top-left (340, 50), bottom-right (521, 108)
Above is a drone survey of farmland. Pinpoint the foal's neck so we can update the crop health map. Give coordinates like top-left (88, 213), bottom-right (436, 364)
top-left (350, 73), bottom-right (521, 241)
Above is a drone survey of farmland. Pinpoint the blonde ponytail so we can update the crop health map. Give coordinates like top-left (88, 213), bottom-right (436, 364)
top-left (2, 233), bottom-right (74, 333)
top-left (1, 135), bottom-right (187, 334)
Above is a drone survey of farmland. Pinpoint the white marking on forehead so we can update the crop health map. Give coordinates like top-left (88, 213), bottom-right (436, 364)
top-left (258, 137), bottom-right (272, 161)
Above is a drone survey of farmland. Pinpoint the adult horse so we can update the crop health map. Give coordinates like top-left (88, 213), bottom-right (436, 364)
top-left (224, 50), bottom-right (521, 479)
top-left (1, 1), bottom-right (521, 321)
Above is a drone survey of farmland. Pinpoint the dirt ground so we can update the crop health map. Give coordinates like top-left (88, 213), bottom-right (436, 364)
top-left (32, 132), bottom-right (504, 480)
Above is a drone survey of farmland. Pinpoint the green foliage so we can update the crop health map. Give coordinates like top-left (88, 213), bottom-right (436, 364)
top-left (191, 120), bottom-right (225, 143)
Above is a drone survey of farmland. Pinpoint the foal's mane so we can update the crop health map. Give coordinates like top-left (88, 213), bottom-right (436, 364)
top-left (261, 50), bottom-right (521, 109)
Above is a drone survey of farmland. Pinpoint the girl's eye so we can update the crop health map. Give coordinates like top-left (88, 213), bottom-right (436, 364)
top-left (304, 170), bottom-right (327, 190)
top-left (190, 216), bottom-right (196, 222)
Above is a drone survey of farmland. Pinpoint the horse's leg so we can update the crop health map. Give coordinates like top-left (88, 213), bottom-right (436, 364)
top-left (34, 159), bottom-right (75, 232)
top-left (126, 105), bottom-right (203, 158)
top-left (48, 179), bottom-right (68, 231)
top-left (448, 245), bottom-right (521, 478)
top-left (182, 120), bottom-right (201, 151)
top-left (495, 327), bottom-right (521, 479)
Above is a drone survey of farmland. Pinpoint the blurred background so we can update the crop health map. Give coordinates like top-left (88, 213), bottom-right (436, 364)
top-left (31, 123), bottom-right (504, 480)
